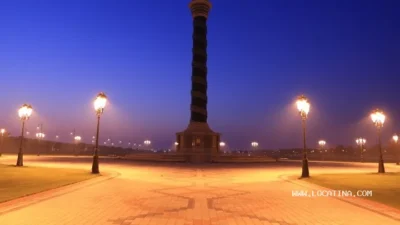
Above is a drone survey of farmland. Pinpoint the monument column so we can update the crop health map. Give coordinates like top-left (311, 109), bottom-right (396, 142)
top-left (176, 0), bottom-right (220, 163)
top-left (189, 0), bottom-right (210, 123)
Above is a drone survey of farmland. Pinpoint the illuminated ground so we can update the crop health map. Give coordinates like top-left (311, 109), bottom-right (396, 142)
top-left (305, 172), bottom-right (400, 209)
top-left (0, 155), bottom-right (399, 225)
top-left (0, 164), bottom-right (96, 203)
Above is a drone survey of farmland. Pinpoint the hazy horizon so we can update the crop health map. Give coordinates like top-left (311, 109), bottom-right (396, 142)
top-left (1, 0), bottom-right (399, 149)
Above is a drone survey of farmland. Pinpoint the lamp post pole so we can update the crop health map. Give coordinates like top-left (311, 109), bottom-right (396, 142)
top-left (371, 109), bottom-right (385, 173)
top-left (377, 127), bottom-right (385, 173)
top-left (301, 117), bottom-right (309, 177)
top-left (17, 121), bottom-right (26, 166)
top-left (37, 123), bottom-right (43, 156)
top-left (16, 104), bottom-right (32, 167)
top-left (92, 92), bottom-right (107, 174)
top-left (296, 95), bottom-right (310, 178)
top-left (356, 138), bottom-right (366, 163)
top-left (92, 115), bottom-right (101, 173)
top-left (360, 140), bottom-right (364, 162)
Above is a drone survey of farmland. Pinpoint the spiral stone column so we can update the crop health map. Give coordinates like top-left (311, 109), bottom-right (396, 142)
top-left (176, 0), bottom-right (220, 163)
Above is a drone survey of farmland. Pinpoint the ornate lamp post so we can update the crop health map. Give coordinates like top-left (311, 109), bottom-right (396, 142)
top-left (318, 140), bottom-right (326, 161)
top-left (296, 95), bottom-right (310, 178)
top-left (16, 104), bottom-right (33, 166)
top-left (92, 92), bottom-right (107, 174)
top-left (371, 109), bottom-right (385, 173)
top-left (0, 128), bottom-right (5, 157)
top-left (393, 134), bottom-right (399, 165)
top-left (356, 138), bottom-right (366, 162)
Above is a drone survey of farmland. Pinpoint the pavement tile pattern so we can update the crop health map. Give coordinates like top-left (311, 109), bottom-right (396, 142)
top-left (0, 156), bottom-right (399, 225)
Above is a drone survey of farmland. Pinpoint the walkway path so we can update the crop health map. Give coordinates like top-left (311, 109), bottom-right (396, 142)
top-left (0, 155), bottom-right (399, 225)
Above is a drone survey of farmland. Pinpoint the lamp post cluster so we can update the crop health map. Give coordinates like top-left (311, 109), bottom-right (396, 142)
top-left (14, 93), bottom-right (107, 174)
top-left (295, 95), bottom-right (396, 177)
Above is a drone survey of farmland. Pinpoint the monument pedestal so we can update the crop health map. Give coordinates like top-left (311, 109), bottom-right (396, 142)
top-left (176, 122), bottom-right (220, 163)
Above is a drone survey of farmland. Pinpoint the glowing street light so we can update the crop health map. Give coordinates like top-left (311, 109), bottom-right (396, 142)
top-left (371, 109), bottom-right (385, 173)
top-left (36, 132), bottom-right (45, 139)
top-left (318, 140), bottom-right (326, 161)
top-left (356, 138), bottom-right (366, 162)
top-left (296, 95), bottom-right (310, 178)
top-left (92, 92), bottom-right (107, 174)
top-left (0, 128), bottom-right (5, 157)
top-left (144, 140), bottom-right (151, 146)
top-left (73, 135), bottom-right (81, 156)
top-left (16, 104), bottom-right (33, 166)
top-left (251, 142), bottom-right (258, 148)
top-left (220, 142), bottom-right (226, 147)
top-left (393, 134), bottom-right (399, 165)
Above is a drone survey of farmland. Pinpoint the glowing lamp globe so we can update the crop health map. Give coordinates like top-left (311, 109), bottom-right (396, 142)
top-left (371, 109), bottom-right (385, 127)
top-left (296, 95), bottom-right (310, 117)
top-left (393, 134), bottom-right (399, 143)
top-left (94, 92), bottom-right (107, 114)
top-left (18, 104), bottom-right (33, 120)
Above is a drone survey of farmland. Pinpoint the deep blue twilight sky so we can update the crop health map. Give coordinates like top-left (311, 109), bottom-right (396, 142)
top-left (1, 0), bottom-right (399, 149)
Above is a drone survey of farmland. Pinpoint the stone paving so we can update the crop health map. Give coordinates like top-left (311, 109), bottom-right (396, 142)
top-left (0, 156), bottom-right (399, 225)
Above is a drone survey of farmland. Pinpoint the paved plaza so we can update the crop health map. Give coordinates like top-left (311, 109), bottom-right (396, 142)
top-left (0, 156), bottom-right (400, 225)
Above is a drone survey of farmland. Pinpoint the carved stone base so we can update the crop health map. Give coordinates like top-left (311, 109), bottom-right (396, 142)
top-left (176, 122), bottom-right (220, 163)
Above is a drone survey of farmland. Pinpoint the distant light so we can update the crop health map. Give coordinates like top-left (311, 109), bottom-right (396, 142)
top-left (393, 134), bottom-right (398, 143)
